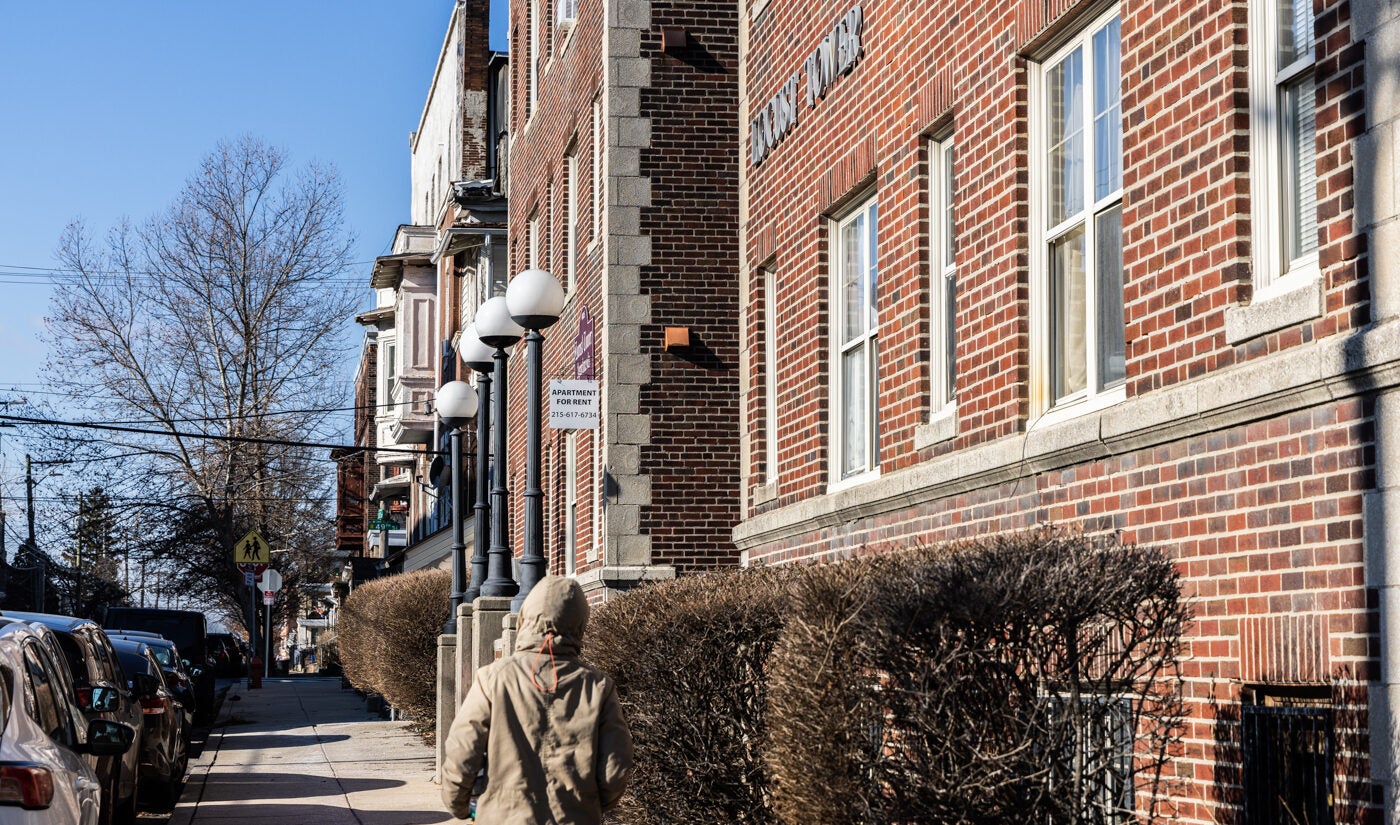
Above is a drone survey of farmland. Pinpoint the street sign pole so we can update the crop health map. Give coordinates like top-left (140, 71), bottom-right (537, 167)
top-left (264, 597), bottom-right (272, 681)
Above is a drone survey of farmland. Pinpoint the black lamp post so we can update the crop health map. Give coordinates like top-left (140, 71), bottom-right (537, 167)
top-left (458, 325), bottom-right (496, 602)
top-left (434, 379), bottom-right (478, 635)
top-left (506, 268), bottom-right (566, 612)
top-left (474, 297), bottom-right (523, 598)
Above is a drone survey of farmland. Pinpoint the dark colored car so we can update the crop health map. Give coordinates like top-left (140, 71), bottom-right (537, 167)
top-left (100, 609), bottom-right (213, 722)
top-left (206, 633), bottom-right (245, 677)
top-left (0, 611), bottom-right (144, 825)
top-left (110, 640), bottom-right (187, 808)
top-left (104, 635), bottom-right (196, 726)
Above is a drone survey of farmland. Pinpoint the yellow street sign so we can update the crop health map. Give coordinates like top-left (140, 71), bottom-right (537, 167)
top-left (235, 530), bottom-right (270, 565)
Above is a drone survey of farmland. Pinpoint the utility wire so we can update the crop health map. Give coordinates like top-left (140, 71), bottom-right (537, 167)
top-left (0, 414), bottom-right (443, 457)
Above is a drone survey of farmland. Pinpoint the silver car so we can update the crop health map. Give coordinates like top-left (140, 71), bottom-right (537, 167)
top-left (0, 621), bottom-right (133, 824)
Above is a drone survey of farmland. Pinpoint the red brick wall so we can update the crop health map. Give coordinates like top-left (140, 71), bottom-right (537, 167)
top-left (746, 398), bottom-right (1378, 819)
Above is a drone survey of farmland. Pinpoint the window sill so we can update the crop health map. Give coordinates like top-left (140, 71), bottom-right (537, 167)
top-left (751, 480), bottom-right (778, 506)
top-left (1224, 273), bottom-right (1324, 345)
top-left (826, 467), bottom-right (881, 496)
top-left (1034, 384), bottom-right (1127, 430)
top-left (559, 20), bottom-right (577, 55)
top-left (914, 407), bottom-right (958, 450)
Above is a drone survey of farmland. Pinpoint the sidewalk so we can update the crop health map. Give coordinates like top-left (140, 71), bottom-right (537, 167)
top-left (170, 676), bottom-right (466, 824)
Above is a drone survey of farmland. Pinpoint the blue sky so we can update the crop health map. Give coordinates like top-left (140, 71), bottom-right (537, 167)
top-left (0, 1), bottom-right (506, 436)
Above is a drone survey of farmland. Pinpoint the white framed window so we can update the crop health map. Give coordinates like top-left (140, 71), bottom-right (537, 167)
top-left (528, 210), bottom-right (541, 270)
top-left (1250, 0), bottom-right (1318, 292)
top-left (763, 268), bottom-right (779, 485)
top-left (592, 94), bottom-right (604, 244)
top-left (564, 431), bottom-right (579, 575)
top-left (592, 433), bottom-right (603, 561)
top-left (830, 196), bottom-right (880, 483)
top-left (1031, 9), bottom-right (1125, 414)
top-left (929, 136), bottom-right (957, 412)
top-left (529, 0), bottom-right (540, 119)
top-left (566, 150), bottom-right (578, 292)
top-left (559, 0), bottom-right (577, 24)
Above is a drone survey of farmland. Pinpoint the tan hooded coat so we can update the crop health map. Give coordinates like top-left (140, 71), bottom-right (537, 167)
top-left (441, 577), bottom-right (633, 823)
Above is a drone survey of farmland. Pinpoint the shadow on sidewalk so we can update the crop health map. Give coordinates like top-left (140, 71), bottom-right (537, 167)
top-left (215, 733), bottom-right (352, 749)
top-left (177, 802), bottom-right (455, 824)
top-left (199, 773), bottom-right (406, 800)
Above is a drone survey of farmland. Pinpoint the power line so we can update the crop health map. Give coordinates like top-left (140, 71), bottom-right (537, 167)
top-left (0, 413), bottom-right (442, 457)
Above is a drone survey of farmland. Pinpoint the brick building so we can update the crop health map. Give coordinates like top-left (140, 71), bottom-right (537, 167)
top-left (345, 0), bottom-right (508, 577)
top-left (500, 0), bottom-right (742, 596)
top-left (734, 0), bottom-right (1400, 818)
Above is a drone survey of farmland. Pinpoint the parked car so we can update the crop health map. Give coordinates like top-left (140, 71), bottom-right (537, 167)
top-left (206, 632), bottom-right (245, 677)
top-left (0, 619), bottom-right (134, 825)
top-left (109, 640), bottom-right (187, 808)
top-left (101, 609), bottom-right (213, 722)
top-left (104, 635), bottom-right (197, 725)
top-left (2, 611), bottom-right (144, 825)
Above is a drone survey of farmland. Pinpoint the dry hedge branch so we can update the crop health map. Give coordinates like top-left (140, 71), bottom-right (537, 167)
top-left (765, 527), bottom-right (1190, 825)
top-left (337, 569), bottom-right (449, 730)
top-left (588, 567), bottom-right (793, 825)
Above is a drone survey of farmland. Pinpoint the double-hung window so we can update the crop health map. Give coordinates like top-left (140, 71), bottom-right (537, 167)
top-left (564, 431), bottom-right (578, 575)
top-left (1250, 0), bottom-right (1318, 290)
top-left (559, 0), bottom-right (578, 24)
top-left (930, 137), bottom-right (957, 413)
top-left (528, 210), bottom-right (541, 270)
top-left (832, 197), bottom-right (879, 482)
top-left (566, 149), bottom-right (578, 292)
top-left (1035, 9), bottom-right (1124, 411)
top-left (763, 268), bottom-right (779, 485)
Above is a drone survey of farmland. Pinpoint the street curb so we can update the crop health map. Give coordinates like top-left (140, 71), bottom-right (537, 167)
top-left (166, 681), bottom-right (243, 825)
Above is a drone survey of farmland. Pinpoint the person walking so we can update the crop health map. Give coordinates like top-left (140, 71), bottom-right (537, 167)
top-left (442, 576), bottom-right (633, 823)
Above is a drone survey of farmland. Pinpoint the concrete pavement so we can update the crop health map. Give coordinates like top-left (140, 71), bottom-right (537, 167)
top-left (170, 677), bottom-right (466, 825)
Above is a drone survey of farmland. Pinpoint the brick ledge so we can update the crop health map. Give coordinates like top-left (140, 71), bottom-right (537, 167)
top-left (733, 318), bottom-right (1400, 551)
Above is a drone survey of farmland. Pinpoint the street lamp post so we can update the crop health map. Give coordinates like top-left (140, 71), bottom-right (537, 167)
top-left (434, 380), bottom-right (478, 635)
top-left (458, 326), bottom-right (497, 602)
top-left (474, 297), bottom-right (523, 598)
top-left (506, 269), bottom-right (565, 612)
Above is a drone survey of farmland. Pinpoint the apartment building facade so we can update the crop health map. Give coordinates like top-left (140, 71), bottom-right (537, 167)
top-left (734, 0), bottom-right (1400, 818)
top-left (500, 0), bottom-right (742, 597)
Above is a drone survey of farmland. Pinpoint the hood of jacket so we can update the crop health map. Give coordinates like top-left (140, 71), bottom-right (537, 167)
top-left (514, 576), bottom-right (589, 656)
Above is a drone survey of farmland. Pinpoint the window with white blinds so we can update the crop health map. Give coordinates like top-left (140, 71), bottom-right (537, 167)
top-left (1251, 0), bottom-right (1319, 290)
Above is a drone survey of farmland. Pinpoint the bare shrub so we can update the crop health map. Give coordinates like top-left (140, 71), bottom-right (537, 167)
top-left (337, 569), bottom-right (449, 731)
top-left (587, 567), bottom-right (792, 825)
top-left (765, 527), bottom-right (1189, 825)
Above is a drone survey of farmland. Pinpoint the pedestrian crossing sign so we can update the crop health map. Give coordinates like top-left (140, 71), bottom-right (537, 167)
top-left (235, 530), bottom-right (270, 565)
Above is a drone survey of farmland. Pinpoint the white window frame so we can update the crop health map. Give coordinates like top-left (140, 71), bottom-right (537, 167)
top-left (930, 136), bottom-right (957, 415)
top-left (558, 0), bottom-right (577, 24)
top-left (564, 431), bottom-right (579, 575)
top-left (528, 210), bottom-right (541, 270)
top-left (566, 149), bottom-right (578, 293)
top-left (529, 0), bottom-right (540, 120)
top-left (828, 195), bottom-right (880, 489)
top-left (763, 268), bottom-right (779, 485)
top-left (1029, 7), bottom-right (1127, 421)
top-left (592, 94), bottom-right (604, 246)
top-left (1249, 0), bottom-right (1319, 296)
top-left (592, 432), bottom-right (603, 561)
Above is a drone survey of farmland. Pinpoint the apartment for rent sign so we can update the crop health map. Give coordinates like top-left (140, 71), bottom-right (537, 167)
top-left (550, 379), bottom-right (600, 429)
top-left (749, 4), bottom-right (864, 166)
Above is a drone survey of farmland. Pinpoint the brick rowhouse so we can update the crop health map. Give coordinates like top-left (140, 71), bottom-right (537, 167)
top-left (504, 0), bottom-right (742, 596)
top-left (735, 0), bottom-right (1399, 818)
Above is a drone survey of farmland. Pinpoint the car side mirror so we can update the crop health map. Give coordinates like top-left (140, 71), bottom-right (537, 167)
top-left (82, 719), bottom-right (135, 757)
top-left (79, 686), bottom-right (121, 713)
top-left (133, 673), bottom-right (161, 697)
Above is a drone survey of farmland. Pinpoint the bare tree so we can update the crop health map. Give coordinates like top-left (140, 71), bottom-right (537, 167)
top-left (38, 135), bottom-right (357, 621)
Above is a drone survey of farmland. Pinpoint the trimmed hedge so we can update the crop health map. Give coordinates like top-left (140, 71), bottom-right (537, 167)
top-left (588, 528), bottom-right (1187, 825)
top-left (338, 568), bottom-right (450, 730)
top-left (765, 529), bottom-right (1189, 824)
top-left (588, 566), bottom-right (792, 825)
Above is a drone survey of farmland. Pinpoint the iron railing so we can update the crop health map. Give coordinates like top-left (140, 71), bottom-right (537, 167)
top-left (1242, 704), bottom-right (1333, 825)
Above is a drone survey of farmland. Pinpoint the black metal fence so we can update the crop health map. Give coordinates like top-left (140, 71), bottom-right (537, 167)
top-left (1242, 704), bottom-right (1333, 825)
